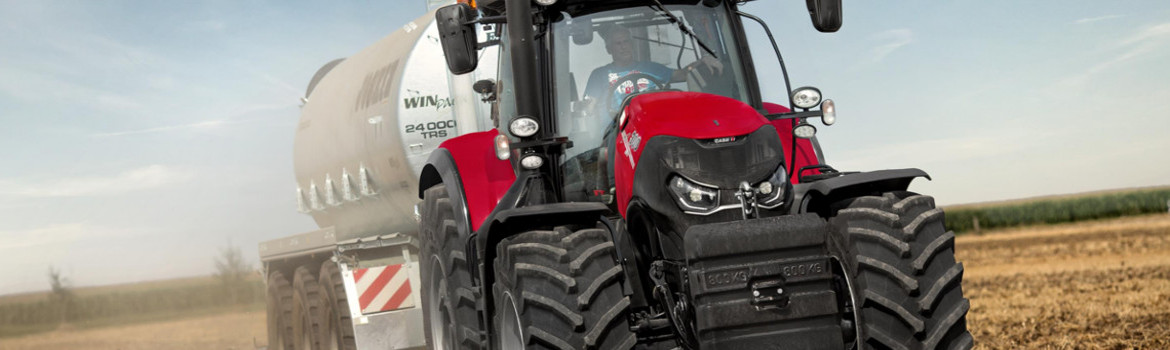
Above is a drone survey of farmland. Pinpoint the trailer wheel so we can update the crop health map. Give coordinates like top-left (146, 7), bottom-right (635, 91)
top-left (319, 261), bottom-right (356, 350)
top-left (492, 225), bottom-right (636, 350)
top-left (293, 266), bottom-right (323, 350)
top-left (829, 192), bottom-right (974, 350)
top-left (420, 185), bottom-right (483, 350)
top-left (268, 271), bottom-right (295, 350)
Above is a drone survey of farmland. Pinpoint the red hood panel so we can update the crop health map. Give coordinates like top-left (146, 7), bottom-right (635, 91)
top-left (624, 92), bottom-right (768, 140)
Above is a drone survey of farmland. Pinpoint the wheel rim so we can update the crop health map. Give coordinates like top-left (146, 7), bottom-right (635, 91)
top-left (498, 292), bottom-right (524, 349)
top-left (427, 256), bottom-right (450, 350)
top-left (832, 256), bottom-right (864, 349)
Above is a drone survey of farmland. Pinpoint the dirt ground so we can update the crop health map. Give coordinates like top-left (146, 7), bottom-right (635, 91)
top-left (959, 214), bottom-right (1170, 349)
top-left (3, 215), bottom-right (1168, 349)
top-left (0, 310), bottom-right (266, 350)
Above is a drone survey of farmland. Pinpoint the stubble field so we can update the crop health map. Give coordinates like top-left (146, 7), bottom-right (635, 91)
top-left (959, 214), bottom-right (1170, 348)
top-left (3, 214), bottom-right (1168, 349)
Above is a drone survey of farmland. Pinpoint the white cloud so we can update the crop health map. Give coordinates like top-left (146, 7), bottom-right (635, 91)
top-left (1075, 14), bottom-right (1123, 25)
top-left (0, 67), bottom-right (146, 112)
top-left (833, 136), bottom-right (1019, 171)
top-left (0, 165), bottom-right (194, 197)
top-left (91, 103), bottom-right (292, 137)
top-left (92, 119), bottom-right (241, 137)
top-left (1049, 22), bottom-right (1170, 92)
top-left (869, 29), bottom-right (914, 63)
top-left (185, 20), bottom-right (227, 33)
top-left (0, 223), bottom-right (140, 250)
top-left (1117, 22), bottom-right (1170, 47)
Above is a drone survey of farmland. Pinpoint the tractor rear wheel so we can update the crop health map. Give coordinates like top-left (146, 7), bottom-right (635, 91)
top-left (292, 266), bottom-right (323, 350)
top-left (319, 261), bottom-right (356, 350)
top-left (492, 225), bottom-right (636, 350)
top-left (267, 271), bottom-right (294, 350)
top-left (420, 185), bottom-right (483, 350)
top-left (830, 192), bottom-right (973, 350)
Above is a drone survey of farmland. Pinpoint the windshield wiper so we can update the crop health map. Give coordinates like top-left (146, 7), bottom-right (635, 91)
top-left (648, 0), bottom-right (718, 59)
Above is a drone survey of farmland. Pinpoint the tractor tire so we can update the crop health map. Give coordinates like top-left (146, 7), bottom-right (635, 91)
top-left (492, 225), bottom-right (636, 350)
top-left (319, 261), bottom-right (356, 350)
top-left (420, 185), bottom-right (483, 350)
top-left (267, 271), bottom-right (295, 350)
top-left (829, 192), bottom-right (973, 350)
top-left (292, 266), bottom-right (323, 350)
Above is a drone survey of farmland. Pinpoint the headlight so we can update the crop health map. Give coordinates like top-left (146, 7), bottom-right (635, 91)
top-left (509, 117), bottom-right (539, 137)
top-left (793, 122), bottom-right (817, 139)
top-left (758, 166), bottom-right (789, 209)
top-left (791, 87), bottom-right (822, 109)
top-left (668, 175), bottom-right (719, 212)
top-left (520, 154), bottom-right (544, 169)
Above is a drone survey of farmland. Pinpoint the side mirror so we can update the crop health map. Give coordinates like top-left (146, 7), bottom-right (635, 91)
top-left (805, 0), bottom-right (842, 33)
top-left (436, 4), bottom-right (479, 74)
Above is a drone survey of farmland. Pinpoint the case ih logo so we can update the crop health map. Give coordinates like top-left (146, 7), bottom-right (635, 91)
top-left (403, 95), bottom-right (454, 110)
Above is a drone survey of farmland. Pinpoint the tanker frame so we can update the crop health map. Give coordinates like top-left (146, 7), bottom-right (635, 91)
top-left (258, 10), bottom-right (495, 350)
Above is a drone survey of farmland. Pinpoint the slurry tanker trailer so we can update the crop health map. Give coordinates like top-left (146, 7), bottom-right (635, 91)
top-left (259, 9), bottom-right (494, 350)
top-left (264, 1), bottom-right (972, 349)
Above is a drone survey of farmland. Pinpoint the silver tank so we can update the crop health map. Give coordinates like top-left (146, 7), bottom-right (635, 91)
top-left (293, 11), bottom-right (487, 241)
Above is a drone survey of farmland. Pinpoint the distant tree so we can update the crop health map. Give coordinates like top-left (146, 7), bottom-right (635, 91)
top-left (47, 266), bottom-right (74, 324)
top-left (214, 242), bottom-right (252, 304)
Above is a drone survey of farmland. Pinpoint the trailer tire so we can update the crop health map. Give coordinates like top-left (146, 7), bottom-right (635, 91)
top-left (492, 225), bottom-right (636, 350)
top-left (268, 271), bottom-right (295, 350)
top-left (319, 261), bottom-right (356, 350)
top-left (293, 266), bottom-right (323, 350)
top-left (829, 192), bottom-right (973, 350)
top-left (420, 185), bottom-right (483, 350)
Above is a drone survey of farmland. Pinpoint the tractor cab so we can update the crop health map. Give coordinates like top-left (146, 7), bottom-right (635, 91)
top-left (544, 4), bottom-right (759, 205)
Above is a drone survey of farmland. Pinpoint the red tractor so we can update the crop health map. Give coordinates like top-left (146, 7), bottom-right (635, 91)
top-left (418, 0), bottom-right (971, 348)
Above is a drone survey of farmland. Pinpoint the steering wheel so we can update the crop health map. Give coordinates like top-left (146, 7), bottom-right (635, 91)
top-left (605, 72), bottom-right (669, 115)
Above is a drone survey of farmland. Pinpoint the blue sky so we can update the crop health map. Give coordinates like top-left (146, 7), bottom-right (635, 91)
top-left (1, 1), bottom-right (1168, 294)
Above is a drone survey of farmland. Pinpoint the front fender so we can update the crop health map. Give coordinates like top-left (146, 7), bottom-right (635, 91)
top-left (418, 129), bottom-right (516, 232)
top-left (792, 168), bottom-right (931, 216)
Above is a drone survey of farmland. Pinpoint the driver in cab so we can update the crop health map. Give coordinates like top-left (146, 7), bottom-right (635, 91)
top-left (583, 26), bottom-right (722, 116)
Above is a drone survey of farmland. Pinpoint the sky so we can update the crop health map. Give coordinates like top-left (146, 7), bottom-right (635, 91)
top-left (1, 1), bottom-right (1168, 294)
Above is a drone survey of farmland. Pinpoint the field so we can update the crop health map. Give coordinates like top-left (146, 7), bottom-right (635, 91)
top-left (3, 214), bottom-right (1168, 349)
top-left (960, 214), bottom-right (1170, 348)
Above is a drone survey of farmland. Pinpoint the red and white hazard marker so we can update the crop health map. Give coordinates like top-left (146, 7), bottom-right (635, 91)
top-left (352, 264), bottom-right (414, 314)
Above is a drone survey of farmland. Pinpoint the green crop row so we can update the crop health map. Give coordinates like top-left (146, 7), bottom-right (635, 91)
top-left (0, 279), bottom-right (263, 338)
top-left (944, 188), bottom-right (1170, 234)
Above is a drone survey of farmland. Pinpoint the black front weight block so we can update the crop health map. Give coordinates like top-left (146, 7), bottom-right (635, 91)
top-left (684, 214), bottom-right (845, 349)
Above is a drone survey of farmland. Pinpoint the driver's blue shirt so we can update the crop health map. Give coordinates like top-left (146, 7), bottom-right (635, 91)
top-left (584, 61), bottom-right (673, 107)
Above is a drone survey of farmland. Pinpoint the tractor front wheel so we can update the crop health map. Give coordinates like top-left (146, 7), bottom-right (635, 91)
top-left (829, 192), bottom-right (973, 350)
top-left (420, 185), bottom-right (483, 350)
top-left (492, 225), bottom-right (636, 350)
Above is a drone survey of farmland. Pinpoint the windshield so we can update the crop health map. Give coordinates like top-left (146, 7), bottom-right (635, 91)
top-left (551, 3), bottom-right (752, 202)
top-left (554, 4), bottom-right (751, 157)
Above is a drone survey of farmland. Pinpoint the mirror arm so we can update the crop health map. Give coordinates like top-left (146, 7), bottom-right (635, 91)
top-left (737, 11), bottom-right (794, 111)
top-left (766, 110), bottom-right (822, 121)
top-left (473, 15), bottom-right (507, 24)
top-left (477, 39), bottom-right (501, 49)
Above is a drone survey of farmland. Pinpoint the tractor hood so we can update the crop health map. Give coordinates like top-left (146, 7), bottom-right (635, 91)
top-left (622, 91), bottom-right (769, 141)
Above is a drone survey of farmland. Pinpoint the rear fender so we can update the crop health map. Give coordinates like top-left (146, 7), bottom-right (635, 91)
top-left (792, 168), bottom-right (931, 217)
top-left (418, 129), bottom-right (516, 232)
